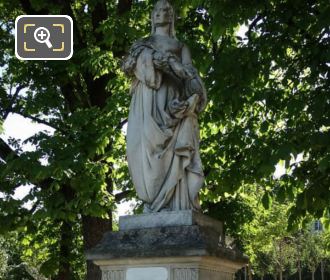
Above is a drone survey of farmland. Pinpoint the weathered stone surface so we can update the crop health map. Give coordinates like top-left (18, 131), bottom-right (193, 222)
top-left (97, 257), bottom-right (245, 280)
top-left (173, 268), bottom-right (199, 280)
top-left (86, 224), bottom-right (245, 264)
top-left (102, 270), bottom-right (124, 280)
top-left (87, 211), bottom-right (248, 279)
top-left (119, 210), bottom-right (223, 233)
top-left (123, 0), bottom-right (207, 212)
top-left (126, 267), bottom-right (168, 280)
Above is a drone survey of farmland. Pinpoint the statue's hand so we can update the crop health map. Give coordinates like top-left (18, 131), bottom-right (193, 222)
top-left (189, 78), bottom-right (203, 95)
top-left (182, 65), bottom-right (204, 96)
top-left (153, 50), bottom-right (165, 61)
top-left (169, 58), bottom-right (191, 79)
top-left (153, 51), bottom-right (168, 69)
top-left (183, 67), bottom-right (195, 79)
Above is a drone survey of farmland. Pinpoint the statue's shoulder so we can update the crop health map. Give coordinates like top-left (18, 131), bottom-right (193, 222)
top-left (131, 36), bottom-right (153, 48)
top-left (125, 36), bottom-right (155, 60)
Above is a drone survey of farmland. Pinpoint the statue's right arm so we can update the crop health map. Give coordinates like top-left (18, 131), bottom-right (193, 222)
top-left (122, 55), bottom-right (136, 76)
top-left (121, 41), bottom-right (146, 76)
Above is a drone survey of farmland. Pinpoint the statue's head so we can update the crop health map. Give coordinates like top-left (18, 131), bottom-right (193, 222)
top-left (151, 0), bottom-right (176, 38)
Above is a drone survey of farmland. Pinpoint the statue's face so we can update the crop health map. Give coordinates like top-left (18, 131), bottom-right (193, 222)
top-left (153, 4), bottom-right (173, 26)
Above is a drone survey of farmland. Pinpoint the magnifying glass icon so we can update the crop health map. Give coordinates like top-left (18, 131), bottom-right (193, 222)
top-left (34, 27), bottom-right (53, 48)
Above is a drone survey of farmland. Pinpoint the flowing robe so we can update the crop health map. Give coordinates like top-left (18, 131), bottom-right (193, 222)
top-left (123, 36), bottom-right (206, 212)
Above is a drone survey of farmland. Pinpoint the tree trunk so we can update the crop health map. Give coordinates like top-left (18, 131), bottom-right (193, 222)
top-left (312, 269), bottom-right (315, 280)
top-left (248, 263), bottom-right (252, 280)
top-left (55, 221), bottom-right (74, 280)
top-left (279, 240), bottom-right (283, 280)
top-left (82, 215), bottom-right (112, 280)
top-left (321, 260), bottom-right (324, 280)
top-left (298, 259), bottom-right (302, 280)
top-left (244, 266), bottom-right (246, 280)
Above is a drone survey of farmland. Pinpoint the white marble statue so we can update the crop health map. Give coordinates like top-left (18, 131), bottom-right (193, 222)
top-left (122, 0), bottom-right (207, 213)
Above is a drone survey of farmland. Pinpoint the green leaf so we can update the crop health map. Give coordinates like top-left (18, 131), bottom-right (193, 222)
top-left (262, 192), bottom-right (272, 209)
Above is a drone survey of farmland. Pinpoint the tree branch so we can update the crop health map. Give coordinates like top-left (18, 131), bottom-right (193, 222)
top-left (3, 85), bottom-right (27, 119)
top-left (116, 118), bottom-right (127, 130)
top-left (247, 14), bottom-right (263, 42)
top-left (84, 73), bottom-right (113, 109)
top-left (19, 0), bottom-right (49, 14)
top-left (117, 0), bottom-right (133, 15)
top-left (16, 112), bottom-right (65, 133)
top-left (114, 190), bottom-right (133, 202)
top-left (0, 137), bottom-right (55, 190)
top-left (0, 138), bottom-right (19, 161)
top-left (91, 1), bottom-right (108, 43)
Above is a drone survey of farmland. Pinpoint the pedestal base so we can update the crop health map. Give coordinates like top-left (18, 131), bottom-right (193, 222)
top-left (86, 211), bottom-right (247, 280)
top-left (96, 256), bottom-right (240, 280)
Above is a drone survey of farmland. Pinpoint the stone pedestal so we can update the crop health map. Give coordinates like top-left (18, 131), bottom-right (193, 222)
top-left (86, 210), bottom-right (248, 280)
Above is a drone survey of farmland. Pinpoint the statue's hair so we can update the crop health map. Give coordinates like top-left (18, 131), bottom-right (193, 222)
top-left (151, 0), bottom-right (176, 38)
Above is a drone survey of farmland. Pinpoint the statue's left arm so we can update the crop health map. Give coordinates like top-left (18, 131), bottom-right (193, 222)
top-left (178, 45), bottom-right (207, 113)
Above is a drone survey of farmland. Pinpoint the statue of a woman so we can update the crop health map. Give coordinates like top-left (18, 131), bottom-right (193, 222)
top-left (123, 0), bottom-right (207, 213)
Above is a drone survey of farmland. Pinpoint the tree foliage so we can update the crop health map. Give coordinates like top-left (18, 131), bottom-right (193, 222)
top-left (239, 189), bottom-right (329, 280)
top-left (0, 233), bottom-right (46, 280)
